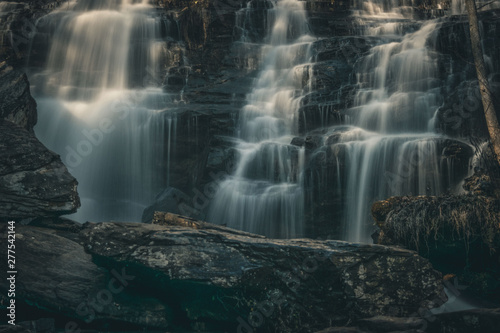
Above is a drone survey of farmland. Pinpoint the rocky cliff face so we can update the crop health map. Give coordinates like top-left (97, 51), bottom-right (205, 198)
top-left (0, 1), bottom-right (62, 64)
top-left (0, 71), bottom-right (80, 220)
top-left (0, 1), bottom-right (80, 220)
top-left (434, 9), bottom-right (500, 139)
top-left (0, 62), bottom-right (36, 130)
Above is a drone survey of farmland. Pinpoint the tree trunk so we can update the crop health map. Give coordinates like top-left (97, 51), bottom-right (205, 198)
top-left (465, 0), bottom-right (500, 168)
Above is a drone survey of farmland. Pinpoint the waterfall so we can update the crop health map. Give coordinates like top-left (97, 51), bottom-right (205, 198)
top-left (14, 0), bottom-right (478, 238)
top-left (328, 0), bottom-right (472, 242)
top-left (29, 0), bottom-right (179, 222)
top-left (207, 0), bottom-right (314, 238)
top-left (208, 0), bottom-right (473, 241)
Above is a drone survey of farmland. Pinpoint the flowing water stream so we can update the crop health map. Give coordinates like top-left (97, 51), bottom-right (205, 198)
top-left (338, 1), bottom-right (451, 241)
top-left (209, 0), bottom-right (475, 241)
top-left (29, 0), bottom-right (179, 222)
top-left (207, 0), bottom-right (314, 238)
top-left (336, 0), bottom-right (498, 241)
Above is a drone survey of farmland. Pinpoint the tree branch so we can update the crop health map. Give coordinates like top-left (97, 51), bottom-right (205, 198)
top-left (477, 0), bottom-right (499, 10)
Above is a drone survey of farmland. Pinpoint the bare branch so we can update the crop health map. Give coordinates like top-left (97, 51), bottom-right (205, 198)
top-left (477, 0), bottom-right (500, 10)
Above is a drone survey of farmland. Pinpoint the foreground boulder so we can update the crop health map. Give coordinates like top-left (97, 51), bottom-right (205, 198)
top-left (372, 194), bottom-right (500, 302)
top-left (2, 213), bottom-right (446, 332)
top-left (0, 222), bottom-right (170, 329)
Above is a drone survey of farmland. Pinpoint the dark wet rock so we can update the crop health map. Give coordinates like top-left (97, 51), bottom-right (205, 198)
top-left (436, 10), bottom-right (500, 80)
top-left (315, 328), bottom-right (367, 333)
top-left (156, 0), bottom-right (259, 73)
top-left (434, 10), bottom-right (500, 138)
top-left (236, 141), bottom-right (303, 182)
top-left (0, 62), bottom-right (36, 130)
top-left (1, 213), bottom-right (447, 332)
top-left (298, 88), bottom-right (349, 134)
top-left (316, 308), bottom-right (500, 332)
top-left (29, 216), bottom-right (82, 232)
top-left (303, 132), bottom-right (473, 239)
top-left (0, 121), bottom-right (80, 220)
top-left (304, 142), bottom-right (347, 239)
top-left (356, 316), bottom-right (426, 332)
top-left (372, 194), bottom-right (500, 302)
top-left (181, 135), bottom-right (241, 218)
top-left (163, 65), bottom-right (191, 93)
top-left (304, 134), bottom-right (323, 151)
top-left (307, 0), bottom-right (447, 39)
top-left (0, 326), bottom-right (33, 333)
top-left (163, 108), bottom-right (234, 192)
top-left (319, 317), bottom-right (427, 332)
top-left (305, 0), bottom-right (351, 37)
top-left (0, 2), bottom-right (80, 222)
top-left (291, 137), bottom-right (305, 147)
top-left (0, 1), bottom-right (61, 64)
top-left (434, 80), bottom-right (500, 139)
top-left (204, 135), bottom-right (239, 176)
top-left (462, 168), bottom-right (499, 197)
top-left (426, 307), bottom-right (500, 333)
top-left (312, 37), bottom-right (372, 65)
top-left (79, 215), bottom-right (446, 332)
top-left (141, 187), bottom-right (194, 222)
top-left (301, 128), bottom-right (352, 239)
top-left (18, 318), bottom-right (54, 333)
top-left (298, 37), bottom-right (372, 134)
top-left (29, 216), bottom-right (83, 242)
top-left (0, 224), bottom-right (172, 329)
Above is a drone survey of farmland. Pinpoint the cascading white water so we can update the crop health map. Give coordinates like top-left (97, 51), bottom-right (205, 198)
top-left (29, 0), bottom-right (178, 222)
top-left (330, 0), bottom-right (472, 242)
top-left (16, 0), bottom-right (479, 235)
top-left (207, 0), bottom-right (314, 238)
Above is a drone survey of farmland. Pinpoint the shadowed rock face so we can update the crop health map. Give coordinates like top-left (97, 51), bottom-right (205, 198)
top-left (0, 59), bottom-right (80, 220)
top-left (0, 214), bottom-right (445, 332)
top-left (0, 223), bottom-right (172, 329)
top-left (0, 121), bottom-right (80, 219)
top-left (0, 2), bottom-right (80, 220)
top-left (0, 62), bottom-right (36, 130)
